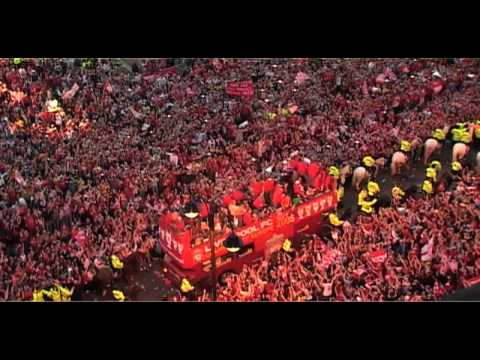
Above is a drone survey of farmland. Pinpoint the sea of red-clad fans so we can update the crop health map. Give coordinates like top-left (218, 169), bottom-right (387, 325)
top-left (0, 58), bottom-right (479, 301)
top-left (182, 169), bottom-right (480, 302)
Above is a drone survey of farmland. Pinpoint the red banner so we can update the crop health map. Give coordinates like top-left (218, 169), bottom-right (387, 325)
top-left (226, 81), bottom-right (254, 97)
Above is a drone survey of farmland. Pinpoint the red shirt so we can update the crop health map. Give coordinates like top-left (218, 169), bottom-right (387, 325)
top-left (312, 175), bottom-right (325, 190)
top-left (223, 195), bottom-right (235, 207)
top-left (288, 159), bottom-right (299, 171)
top-left (272, 186), bottom-right (284, 206)
top-left (296, 162), bottom-right (308, 176)
top-left (263, 179), bottom-right (275, 193)
top-left (243, 211), bottom-right (253, 226)
top-left (7, 188), bottom-right (17, 203)
top-left (253, 195), bottom-right (265, 209)
top-left (281, 195), bottom-right (291, 209)
top-left (232, 191), bottom-right (246, 202)
top-left (293, 182), bottom-right (305, 196)
top-left (199, 203), bottom-right (209, 218)
top-left (307, 163), bottom-right (320, 179)
top-left (250, 181), bottom-right (263, 196)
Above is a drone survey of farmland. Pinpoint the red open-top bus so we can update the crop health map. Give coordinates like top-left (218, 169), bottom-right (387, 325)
top-left (159, 162), bottom-right (338, 285)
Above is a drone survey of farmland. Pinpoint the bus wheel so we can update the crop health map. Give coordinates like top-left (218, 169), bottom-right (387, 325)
top-left (218, 271), bottom-right (235, 286)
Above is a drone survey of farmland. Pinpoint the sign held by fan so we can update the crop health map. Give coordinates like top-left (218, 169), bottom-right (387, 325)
top-left (226, 81), bottom-right (254, 97)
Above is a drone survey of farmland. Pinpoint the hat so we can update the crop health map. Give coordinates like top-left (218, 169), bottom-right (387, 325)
top-left (425, 167), bottom-right (437, 182)
top-left (400, 140), bottom-right (411, 152)
top-left (452, 161), bottom-right (462, 172)
top-left (282, 239), bottom-right (293, 253)
top-left (422, 180), bottom-right (433, 194)
top-left (363, 156), bottom-right (375, 168)
top-left (430, 161), bottom-right (442, 171)
top-left (432, 129), bottom-right (445, 141)
top-left (392, 186), bottom-right (405, 198)
top-left (367, 181), bottom-right (380, 196)
top-left (328, 166), bottom-right (340, 179)
top-left (329, 213), bottom-right (344, 226)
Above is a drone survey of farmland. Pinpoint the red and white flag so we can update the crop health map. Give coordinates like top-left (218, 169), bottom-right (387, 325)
top-left (421, 238), bottom-right (434, 262)
top-left (323, 283), bottom-right (332, 297)
top-left (431, 80), bottom-right (444, 95)
top-left (13, 170), bottom-right (26, 187)
top-left (62, 83), bottom-right (80, 101)
top-left (352, 268), bottom-right (366, 279)
top-left (295, 72), bottom-right (310, 85)
top-left (384, 67), bottom-right (397, 81)
top-left (288, 104), bottom-right (299, 114)
top-left (130, 107), bottom-right (145, 120)
top-left (9, 90), bottom-right (26, 104)
top-left (369, 249), bottom-right (387, 264)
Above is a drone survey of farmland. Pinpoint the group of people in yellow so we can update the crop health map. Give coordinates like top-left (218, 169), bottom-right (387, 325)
top-left (329, 120), bottom-right (479, 222)
top-left (33, 285), bottom-right (74, 302)
top-left (33, 255), bottom-right (128, 301)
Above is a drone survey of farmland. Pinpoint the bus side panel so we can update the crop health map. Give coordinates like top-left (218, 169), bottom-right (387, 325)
top-left (293, 191), bottom-right (337, 236)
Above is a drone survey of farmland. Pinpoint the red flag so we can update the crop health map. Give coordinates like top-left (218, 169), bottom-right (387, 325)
top-left (226, 81), bottom-right (254, 97)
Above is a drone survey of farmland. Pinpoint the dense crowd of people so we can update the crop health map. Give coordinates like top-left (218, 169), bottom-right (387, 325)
top-left (183, 169), bottom-right (479, 301)
top-left (0, 57), bottom-right (479, 301)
